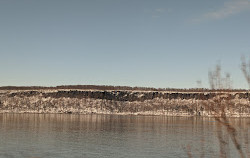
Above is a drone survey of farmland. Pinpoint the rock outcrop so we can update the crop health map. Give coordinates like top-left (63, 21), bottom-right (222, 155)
top-left (0, 89), bottom-right (249, 117)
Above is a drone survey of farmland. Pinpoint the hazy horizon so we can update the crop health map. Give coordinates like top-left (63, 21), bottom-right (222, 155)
top-left (1, 0), bottom-right (250, 89)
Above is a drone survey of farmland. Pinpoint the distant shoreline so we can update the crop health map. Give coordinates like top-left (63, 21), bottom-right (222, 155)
top-left (0, 112), bottom-right (249, 118)
top-left (0, 85), bottom-right (248, 92)
top-left (0, 88), bottom-right (249, 117)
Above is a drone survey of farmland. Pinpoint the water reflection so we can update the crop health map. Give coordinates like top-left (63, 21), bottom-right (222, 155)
top-left (0, 114), bottom-right (249, 158)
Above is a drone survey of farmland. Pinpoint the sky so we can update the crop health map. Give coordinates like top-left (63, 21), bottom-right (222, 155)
top-left (0, 0), bottom-right (250, 89)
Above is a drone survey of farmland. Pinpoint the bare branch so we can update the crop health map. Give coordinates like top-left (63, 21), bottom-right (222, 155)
top-left (241, 56), bottom-right (250, 89)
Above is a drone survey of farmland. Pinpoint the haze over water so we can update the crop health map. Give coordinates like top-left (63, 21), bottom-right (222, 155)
top-left (0, 114), bottom-right (249, 158)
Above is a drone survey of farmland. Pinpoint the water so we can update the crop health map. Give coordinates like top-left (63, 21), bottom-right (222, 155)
top-left (0, 114), bottom-right (249, 158)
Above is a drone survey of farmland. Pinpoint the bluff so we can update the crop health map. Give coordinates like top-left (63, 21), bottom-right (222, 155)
top-left (0, 89), bottom-right (249, 117)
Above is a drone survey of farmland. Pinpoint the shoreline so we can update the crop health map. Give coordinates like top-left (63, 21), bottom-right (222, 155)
top-left (0, 111), bottom-right (250, 118)
top-left (1, 89), bottom-right (249, 118)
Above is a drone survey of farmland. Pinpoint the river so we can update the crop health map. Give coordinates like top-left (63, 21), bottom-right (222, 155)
top-left (0, 114), bottom-right (249, 158)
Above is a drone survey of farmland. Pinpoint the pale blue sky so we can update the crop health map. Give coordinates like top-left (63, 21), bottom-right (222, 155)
top-left (0, 0), bottom-right (250, 89)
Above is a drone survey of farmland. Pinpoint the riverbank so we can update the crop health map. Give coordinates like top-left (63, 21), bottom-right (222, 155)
top-left (0, 89), bottom-right (249, 117)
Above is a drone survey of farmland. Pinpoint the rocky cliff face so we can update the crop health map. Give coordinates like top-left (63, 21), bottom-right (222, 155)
top-left (0, 89), bottom-right (249, 117)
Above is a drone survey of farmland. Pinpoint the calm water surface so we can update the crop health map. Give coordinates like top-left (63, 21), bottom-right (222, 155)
top-left (0, 114), bottom-right (249, 158)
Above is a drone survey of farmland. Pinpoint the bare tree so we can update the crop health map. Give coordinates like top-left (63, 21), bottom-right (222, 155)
top-left (208, 63), bottom-right (245, 158)
top-left (196, 80), bottom-right (202, 88)
top-left (241, 56), bottom-right (250, 89)
top-left (208, 63), bottom-right (232, 90)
